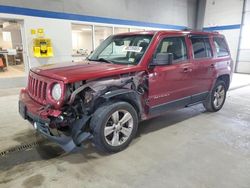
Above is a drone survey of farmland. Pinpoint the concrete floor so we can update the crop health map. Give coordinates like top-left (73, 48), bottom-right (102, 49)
top-left (0, 64), bottom-right (25, 78)
top-left (0, 74), bottom-right (249, 188)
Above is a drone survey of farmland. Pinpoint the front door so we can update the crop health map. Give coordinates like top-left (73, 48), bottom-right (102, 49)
top-left (148, 35), bottom-right (196, 116)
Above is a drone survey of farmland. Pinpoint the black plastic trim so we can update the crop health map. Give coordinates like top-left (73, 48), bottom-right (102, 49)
top-left (149, 91), bottom-right (209, 116)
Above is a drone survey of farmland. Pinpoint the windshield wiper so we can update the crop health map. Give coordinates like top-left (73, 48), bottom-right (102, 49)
top-left (87, 57), bottom-right (114, 64)
top-left (96, 58), bottom-right (114, 64)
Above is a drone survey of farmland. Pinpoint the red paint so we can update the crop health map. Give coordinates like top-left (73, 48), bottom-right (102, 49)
top-left (19, 88), bottom-right (62, 121)
top-left (31, 61), bottom-right (145, 83)
top-left (20, 30), bottom-right (233, 121)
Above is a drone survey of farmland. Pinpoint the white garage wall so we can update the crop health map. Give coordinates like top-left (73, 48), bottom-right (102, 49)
top-left (204, 0), bottom-right (243, 26)
top-left (219, 29), bottom-right (241, 66)
top-left (0, 13), bottom-right (73, 72)
top-left (25, 17), bottom-right (73, 68)
top-left (0, 0), bottom-right (197, 28)
top-left (0, 1), bottom-right (198, 71)
top-left (203, 0), bottom-right (244, 71)
top-left (237, 0), bottom-right (250, 73)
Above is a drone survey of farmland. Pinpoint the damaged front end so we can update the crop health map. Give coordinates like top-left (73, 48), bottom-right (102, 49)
top-left (31, 71), bottom-right (148, 152)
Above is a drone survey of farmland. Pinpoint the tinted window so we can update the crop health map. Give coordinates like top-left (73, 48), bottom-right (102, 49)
top-left (191, 37), bottom-right (212, 59)
top-left (155, 37), bottom-right (187, 62)
top-left (213, 37), bottom-right (229, 57)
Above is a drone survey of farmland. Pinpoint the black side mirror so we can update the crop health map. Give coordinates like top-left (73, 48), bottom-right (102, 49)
top-left (152, 53), bottom-right (173, 66)
top-left (114, 40), bottom-right (124, 46)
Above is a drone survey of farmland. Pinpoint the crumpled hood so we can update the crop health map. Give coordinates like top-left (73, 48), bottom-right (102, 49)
top-left (31, 61), bottom-right (144, 83)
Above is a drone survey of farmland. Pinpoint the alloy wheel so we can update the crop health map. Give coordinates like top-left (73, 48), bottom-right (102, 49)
top-left (104, 110), bottom-right (134, 147)
top-left (213, 84), bottom-right (226, 109)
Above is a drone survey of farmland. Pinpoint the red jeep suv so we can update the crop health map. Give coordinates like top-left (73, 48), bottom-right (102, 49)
top-left (19, 30), bottom-right (233, 153)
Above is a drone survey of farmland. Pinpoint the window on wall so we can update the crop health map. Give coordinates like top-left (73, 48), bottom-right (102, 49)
top-left (190, 36), bottom-right (212, 59)
top-left (155, 37), bottom-right (187, 62)
top-left (114, 27), bottom-right (129, 34)
top-left (71, 24), bottom-right (93, 57)
top-left (213, 37), bottom-right (229, 57)
top-left (2, 32), bottom-right (12, 42)
top-left (94, 26), bottom-right (113, 49)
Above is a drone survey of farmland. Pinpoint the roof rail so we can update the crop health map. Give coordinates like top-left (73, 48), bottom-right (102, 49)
top-left (182, 27), bottom-right (192, 31)
top-left (183, 28), bottom-right (220, 34)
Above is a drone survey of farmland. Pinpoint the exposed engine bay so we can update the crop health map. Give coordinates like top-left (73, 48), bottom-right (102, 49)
top-left (43, 71), bottom-right (148, 151)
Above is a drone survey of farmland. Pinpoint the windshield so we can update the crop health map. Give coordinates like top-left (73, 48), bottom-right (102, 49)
top-left (88, 34), bottom-right (153, 65)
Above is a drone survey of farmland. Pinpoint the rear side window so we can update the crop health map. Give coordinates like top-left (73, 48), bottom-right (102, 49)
top-left (213, 37), bottom-right (229, 57)
top-left (155, 37), bottom-right (187, 62)
top-left (190, 36), bottom-right (212, 59)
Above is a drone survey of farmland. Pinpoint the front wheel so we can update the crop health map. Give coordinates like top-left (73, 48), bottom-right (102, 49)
top-left (90, 101), bottom-right (138, 153)
top-left (203, 80), bottom-right (227, 112)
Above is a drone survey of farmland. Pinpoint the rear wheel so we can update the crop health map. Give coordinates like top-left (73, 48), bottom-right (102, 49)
top-left (203, 80), bottom-right (227, 112)
top-left (90, 101), bottom-right (138, 153)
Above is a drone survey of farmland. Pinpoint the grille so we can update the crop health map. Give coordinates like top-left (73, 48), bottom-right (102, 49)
top-left (28, 73), bottom-right (48, 104)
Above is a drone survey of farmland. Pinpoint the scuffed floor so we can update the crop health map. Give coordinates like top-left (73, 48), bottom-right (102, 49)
top-left (0, 85), bottom-right (249, 188)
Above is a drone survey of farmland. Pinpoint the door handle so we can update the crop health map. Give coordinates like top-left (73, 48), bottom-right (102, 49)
top-left (210, 64), bottom-right (215, 68)
top-left (183, 67), bottom-right (192, 73)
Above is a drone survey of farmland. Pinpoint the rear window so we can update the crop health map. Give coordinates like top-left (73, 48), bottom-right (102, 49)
top-left (190, 36), bottom-right (212, 59)
top-left (213, 37), bottom-right (229, 57)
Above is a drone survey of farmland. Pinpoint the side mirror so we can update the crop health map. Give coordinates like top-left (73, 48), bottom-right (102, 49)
top-left (114, 40), bottom-right (124, 46)
top-left (152, 53), bottom-right (173, 66)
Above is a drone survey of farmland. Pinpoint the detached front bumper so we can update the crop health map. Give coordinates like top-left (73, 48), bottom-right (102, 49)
top-left (18, 88), bottom-right (91, 152)
top-left (33, 122), bottom-right (77, 152)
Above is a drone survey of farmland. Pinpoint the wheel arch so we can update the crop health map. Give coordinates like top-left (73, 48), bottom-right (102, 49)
top-left (217, 74), bottom-right (230, 90)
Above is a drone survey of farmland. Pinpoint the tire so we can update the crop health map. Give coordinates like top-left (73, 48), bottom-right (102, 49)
top-left (90, 101), bottom-right (138, 153)
top-left (203, 80), bottom-right (227, 112)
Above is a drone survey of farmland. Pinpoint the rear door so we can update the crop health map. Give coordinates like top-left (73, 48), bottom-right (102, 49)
top-left (188, 35), bottom-right (216, 100)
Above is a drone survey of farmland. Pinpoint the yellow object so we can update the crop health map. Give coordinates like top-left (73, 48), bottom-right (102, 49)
top-left (37, 28), bottom-right (44, 34)
top-left (31, 29), bottom-right (36, 35)
top-left (37, 28), bottom-right (44, 37)
top-left (33, 38), bottom-right (54, 57)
